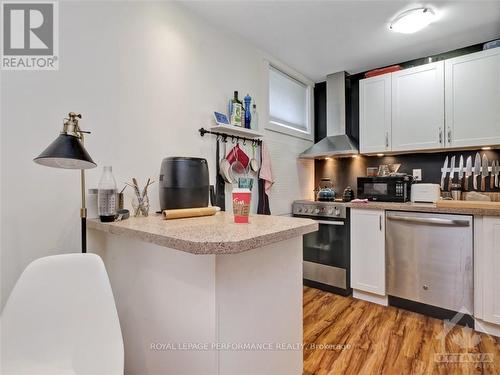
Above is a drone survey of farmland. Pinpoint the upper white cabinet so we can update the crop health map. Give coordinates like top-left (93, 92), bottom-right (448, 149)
top-left (391, 61), bottom-right (445, 152)
top-left (445, 48), bottom-right (500, 148)
top-left (358, 48), bottom-right (500, 154)
top-left (350, 209), bottom-right (385, 296)
top-left (359, 74), bottom-right (392, 154)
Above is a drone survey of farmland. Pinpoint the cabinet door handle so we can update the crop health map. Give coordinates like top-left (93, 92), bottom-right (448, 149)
top-left (385, 132), bottom-right (389, 148)
top-left (439, 127), bottom-right (443, 144)
top-left (379, 215), bottom-right (382, 231)
top-left (447, 128), bottom-right (452, 144)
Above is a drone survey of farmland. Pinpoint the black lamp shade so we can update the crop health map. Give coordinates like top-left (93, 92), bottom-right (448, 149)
top-left (34, 134), bottom-right (96, 169)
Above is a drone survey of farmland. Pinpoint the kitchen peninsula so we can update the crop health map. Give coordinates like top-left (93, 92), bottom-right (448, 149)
top-left (88, 213), bottom-right (317, 375)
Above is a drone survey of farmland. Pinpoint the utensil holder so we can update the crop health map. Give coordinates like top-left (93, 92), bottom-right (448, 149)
top-left (132, 195), bottom-right (150, 217)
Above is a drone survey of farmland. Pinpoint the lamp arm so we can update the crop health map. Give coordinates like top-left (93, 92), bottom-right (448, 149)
top-left (81, 169), bottom-right (87, 253)
top-left (80, 131), bottom-right (87, 253)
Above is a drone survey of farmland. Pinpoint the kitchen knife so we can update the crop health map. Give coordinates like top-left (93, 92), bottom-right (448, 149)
top-left (494, 160), bottom-right (499, 188)
top-left (481, 153), bottom-right (489, 191)
top-left (491, 160), bottom-right (496, 189)
top-left (458, 155), bottom-right (464, 189)
top-left (464, 156), bottom-right (472, 191)
top-left (473, 153), bottom-right (481, 190)
top-left (440, 156), bottom-right (448, 191)
top-left (448, 156), bottom-right (455, 191)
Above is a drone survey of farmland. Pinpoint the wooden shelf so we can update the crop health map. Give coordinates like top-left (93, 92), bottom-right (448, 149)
top-left (208, 125), bottom-right (263, 139)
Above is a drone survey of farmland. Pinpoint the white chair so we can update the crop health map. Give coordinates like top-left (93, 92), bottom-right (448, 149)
top-left (1, 254), bottom-right (124, 375)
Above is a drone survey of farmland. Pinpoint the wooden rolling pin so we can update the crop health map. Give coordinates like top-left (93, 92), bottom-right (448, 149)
top-left (162, 206), bottom-right (220, 220)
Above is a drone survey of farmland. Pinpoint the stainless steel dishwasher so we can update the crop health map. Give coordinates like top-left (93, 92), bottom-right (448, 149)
top-left (386, 211), bottom-right (473, 313)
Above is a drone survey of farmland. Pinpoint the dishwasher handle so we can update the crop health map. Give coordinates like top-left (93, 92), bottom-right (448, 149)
top-left (387, 215), bottom-right (470, 227)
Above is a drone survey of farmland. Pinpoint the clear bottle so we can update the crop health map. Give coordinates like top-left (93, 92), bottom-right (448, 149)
top-left (98, 166), bottom-right (117, 222)
top-left (250, 104), bottom-right (258, 129)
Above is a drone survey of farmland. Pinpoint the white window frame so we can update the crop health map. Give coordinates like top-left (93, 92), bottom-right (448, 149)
top-left (264, 59), bottom-right (314, 141)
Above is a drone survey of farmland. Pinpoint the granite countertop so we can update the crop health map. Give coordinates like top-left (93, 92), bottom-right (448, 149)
top-left (346, 201), bottom-right (500, 216)
top-left (88, 212), bottom-right (318, 255)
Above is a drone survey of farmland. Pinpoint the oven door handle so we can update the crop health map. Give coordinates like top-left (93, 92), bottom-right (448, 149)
top-left (314, 220), bottom-right (345, 226)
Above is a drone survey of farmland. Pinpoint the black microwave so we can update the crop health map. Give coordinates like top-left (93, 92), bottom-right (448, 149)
top-left (357, 176), bottom-right (413, 202)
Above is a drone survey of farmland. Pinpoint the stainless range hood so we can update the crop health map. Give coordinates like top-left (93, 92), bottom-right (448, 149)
top-left (299, 71), bottom-right (359, 159)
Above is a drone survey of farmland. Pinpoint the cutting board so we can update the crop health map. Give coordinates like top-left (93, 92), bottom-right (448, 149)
top-left (436, 200), bottom-right (500, 211)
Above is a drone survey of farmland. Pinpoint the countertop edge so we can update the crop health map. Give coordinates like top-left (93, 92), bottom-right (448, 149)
top-left (346, 202), bottom-right (500, 216)
top-left (88, 218), bottom-right (318, 255)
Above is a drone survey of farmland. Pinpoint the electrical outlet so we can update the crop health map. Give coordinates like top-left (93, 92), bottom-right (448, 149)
top-left (413, 169), bottom-right (422, 181)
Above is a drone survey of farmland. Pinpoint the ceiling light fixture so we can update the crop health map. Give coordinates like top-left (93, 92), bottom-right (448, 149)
top-left (390, 8), bottom-right (436, 34)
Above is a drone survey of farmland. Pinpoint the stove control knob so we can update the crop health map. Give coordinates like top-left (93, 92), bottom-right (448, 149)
top-left (303, 208), bottom-right (309, 213)
top-left (334, 209), bottom-right (340, 216)
top-left (313, 208), bottom-right (320, 214)
top-left (326, 208), bottom-right (334, 215)
top-left (297, 208), bottom-right (302, 213)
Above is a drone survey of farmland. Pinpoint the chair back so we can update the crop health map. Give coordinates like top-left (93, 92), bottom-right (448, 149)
top-left (1, 253), bottom-right (124, 374)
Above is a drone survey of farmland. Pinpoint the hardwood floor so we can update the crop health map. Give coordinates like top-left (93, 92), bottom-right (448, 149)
top-left (303, 287), bottom-right (500, 375)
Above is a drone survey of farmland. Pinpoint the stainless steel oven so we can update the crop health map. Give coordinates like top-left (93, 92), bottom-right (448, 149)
top-left (292, 200), bottom-right (351, 296)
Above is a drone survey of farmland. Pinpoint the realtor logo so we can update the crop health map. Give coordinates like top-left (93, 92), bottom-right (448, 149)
top-left (1, 1), bottom-right (58, 70)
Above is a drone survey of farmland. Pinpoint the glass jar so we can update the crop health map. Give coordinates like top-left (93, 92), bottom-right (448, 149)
top-left (132, 195), bottom-right (150, 217)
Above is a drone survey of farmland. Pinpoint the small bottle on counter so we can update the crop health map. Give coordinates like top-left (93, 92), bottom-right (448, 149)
top-left (98, 166), bottom-right (117, 222)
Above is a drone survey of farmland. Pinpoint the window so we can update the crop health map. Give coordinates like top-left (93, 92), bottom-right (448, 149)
top-left (268, 65), bottom-right (311, 137)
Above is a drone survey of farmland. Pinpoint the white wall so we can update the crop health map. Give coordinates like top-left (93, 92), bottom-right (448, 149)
top-left (0, 1), bottom-right (313, 308)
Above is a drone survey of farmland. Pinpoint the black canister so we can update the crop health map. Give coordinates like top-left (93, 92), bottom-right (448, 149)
top-left (159, 157), bottom-right (209, 210)
top-left (342, 186), bottom-right (355, 202)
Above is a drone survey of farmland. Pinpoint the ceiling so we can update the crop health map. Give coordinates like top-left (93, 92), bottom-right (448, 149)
top-left (180, 1), bottom-right (500, 81)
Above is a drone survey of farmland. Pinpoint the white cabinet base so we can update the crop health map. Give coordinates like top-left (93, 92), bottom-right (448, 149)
top-left (353, 290), bottom-right (388, 307)
top-left (474, 318), bottom-right (500, 339)
top-left (473, 216), bottom-right (500, 338)
top-left (350, 209), bottom-right (385, 295)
